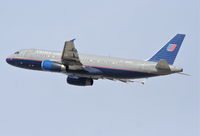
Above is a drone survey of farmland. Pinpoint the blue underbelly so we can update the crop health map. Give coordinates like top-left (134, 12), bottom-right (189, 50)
top-left (7, 58), bottom-right (42, 70)
top-left (93, 67), bottom-right (156, 78)
top-left (7, 58), bottom-right (157, 78)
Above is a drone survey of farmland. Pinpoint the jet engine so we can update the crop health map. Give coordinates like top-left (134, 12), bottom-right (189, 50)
top-left (67, 76), bottom-right (93, 86)
top-left (41, 60), bottom-right (66, 72)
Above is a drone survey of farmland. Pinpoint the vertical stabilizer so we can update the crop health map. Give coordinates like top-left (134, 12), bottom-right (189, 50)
top-left (148, 34), bottom-right (185, 65)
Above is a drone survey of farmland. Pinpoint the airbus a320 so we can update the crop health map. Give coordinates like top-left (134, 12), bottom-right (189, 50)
top-left (6, 34), bottom-right (186, 86)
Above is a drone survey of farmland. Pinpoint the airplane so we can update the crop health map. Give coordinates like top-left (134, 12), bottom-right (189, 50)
top-left (6, 34), bottom-right (186, 86)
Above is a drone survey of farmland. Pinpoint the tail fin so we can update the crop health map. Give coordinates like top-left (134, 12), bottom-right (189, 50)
top-left (148, 34), bottom-right (185, 65)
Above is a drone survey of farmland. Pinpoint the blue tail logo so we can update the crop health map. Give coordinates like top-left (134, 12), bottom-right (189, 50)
top-left (148, 34), bottom-right (185, 65)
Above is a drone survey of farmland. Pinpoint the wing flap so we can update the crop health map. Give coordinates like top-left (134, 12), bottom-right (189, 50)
top-left (105, 78), bottom-right (145, 84)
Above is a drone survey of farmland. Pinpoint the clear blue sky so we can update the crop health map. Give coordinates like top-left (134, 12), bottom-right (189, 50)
top-left (0, 0), bottom-right (199, 136)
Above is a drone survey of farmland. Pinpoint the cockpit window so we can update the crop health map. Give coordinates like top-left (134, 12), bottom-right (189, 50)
top-left (14, 51), bottom-right (20, 54)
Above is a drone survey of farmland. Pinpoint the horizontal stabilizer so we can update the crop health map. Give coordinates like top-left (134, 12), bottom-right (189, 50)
top-left (156, 60), bottom-right (170, 70)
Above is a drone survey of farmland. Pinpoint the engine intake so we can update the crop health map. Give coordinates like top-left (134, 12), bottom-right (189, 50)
top-left (67, 76), bottom-right (93, 86)
top-left (41, 60), bottom-right (66, 72)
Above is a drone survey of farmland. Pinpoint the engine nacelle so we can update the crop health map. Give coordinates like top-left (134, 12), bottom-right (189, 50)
top-left (67, 76), bottom-right (93, 86)
top-left (41, 60), bottom-right (66, 72)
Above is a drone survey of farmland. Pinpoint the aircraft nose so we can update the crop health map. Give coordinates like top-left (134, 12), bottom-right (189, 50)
top-left (6, 57), bottom-right (13, 65)
top-left (6, 58), bottom-right (10, 64)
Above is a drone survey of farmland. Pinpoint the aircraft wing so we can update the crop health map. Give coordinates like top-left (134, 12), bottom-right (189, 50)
top-left (61, 40), bottom-right (103, 76)
top-left (105, 78), bottom-right (145, 84)
top-left (61, 39), bottom-right (83, 69)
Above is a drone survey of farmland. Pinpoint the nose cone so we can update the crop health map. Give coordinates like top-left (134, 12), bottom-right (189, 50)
top-left (6, 56), bottom-right (16, 66)
top-left (6, 58), bottom-right (12, 65)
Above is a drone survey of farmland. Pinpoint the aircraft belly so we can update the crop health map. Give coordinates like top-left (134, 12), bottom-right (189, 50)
top-left (7, 58), bottom-right (158, 79)
top-left (7, 58), bottom-right (42, 70)
top-left (93, 67), bottom-right (156, 79)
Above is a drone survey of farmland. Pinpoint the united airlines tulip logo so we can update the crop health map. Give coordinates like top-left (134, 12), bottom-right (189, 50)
top-left (167, 44), bottom-right (177, 51)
